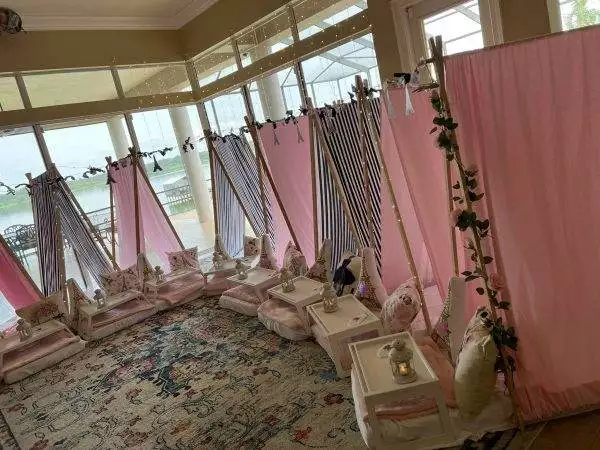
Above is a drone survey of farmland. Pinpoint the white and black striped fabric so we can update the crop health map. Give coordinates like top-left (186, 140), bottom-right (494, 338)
top-left (30, 172), bottom-right (61, 296)
top-left (212, 132), bottom-right (273, 239)
top-left (214, 156), bottom-right (245, 257)
top-left (314, 97), bottom-right (382, 269)
top-left (30, 172), bottom-right (112, 295)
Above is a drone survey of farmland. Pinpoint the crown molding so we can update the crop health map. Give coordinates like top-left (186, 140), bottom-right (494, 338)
top-left (20, 0), bottom-right (221, 31)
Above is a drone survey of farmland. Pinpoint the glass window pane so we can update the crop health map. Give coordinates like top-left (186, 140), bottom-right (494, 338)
top-left (560, 0), bottom-right (600, 30)
top-left (294, 0), bottom-right (367, 40)
top-left (23, 69), bottom-right (118, 107)
top-left (0, 127), bottom-right (46, 294)
top-left (194, 41), bottom-right (238, 88)
top-left (237, 9), bottom-right (293, 68)
top-left (250, 67), bottom-right (300, 122)
top-left (207, 90), bottom-right (248, 133)
top-left (0, 76), bottom-right (24, 111)
top-left (118, 64), bottom-right (191, 97)
top-left (422, 0), bottom-right (483, 56)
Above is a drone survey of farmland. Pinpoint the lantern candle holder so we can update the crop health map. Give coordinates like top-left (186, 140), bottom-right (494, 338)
top-left (321, 282), bottom-right (338, 313)
top-left (213, 251), bottom-right (224, 269)
top-left (93, 289), bottom-right (107, 309)
top-left (388, 338), bottom-right (417, 384)
top-left (235, 258), bottom-right (249, 280)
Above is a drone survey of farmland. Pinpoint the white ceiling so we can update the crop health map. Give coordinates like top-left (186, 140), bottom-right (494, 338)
top-left (5, 0), bottom-right (221, 30)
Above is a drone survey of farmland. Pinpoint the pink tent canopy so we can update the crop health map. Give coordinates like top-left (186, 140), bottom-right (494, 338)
top-left (110, 160), bottom-right (182, 269)
top-left (0, 234), bottom-right (40, 309)
top-left (446, 26), bottom-right (600, 421)
top-left (259, 117), bottom-right (316, 265)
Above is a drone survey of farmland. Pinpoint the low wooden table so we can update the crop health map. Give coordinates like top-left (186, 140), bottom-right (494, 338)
top-left (349, 332), bottom-right (455, 449)
top-left (145, 268), bottom-right (202, 296)
top-left (227, 267), bottom-right (279, 302)
top-left (0, 320), bottom-right (85, 383)
top-left (308, 295), bottom-right (383, 377)
top-left (200, 256), bottom-right (256, 285)
top-left (267, 276), bottom-right (323, 330)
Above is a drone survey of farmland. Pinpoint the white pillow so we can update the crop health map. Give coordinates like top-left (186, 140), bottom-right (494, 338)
top-left (431, 276), bottom-right (467, 363)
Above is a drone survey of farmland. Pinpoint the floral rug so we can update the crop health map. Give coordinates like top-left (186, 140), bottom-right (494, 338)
top-left (0, 298), bottom-right (362, 449)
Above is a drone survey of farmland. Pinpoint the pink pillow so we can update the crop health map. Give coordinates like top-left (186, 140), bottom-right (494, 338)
top-left (381, 278), bottom-right (421, 333)
top-left (283, 241), bottom-right (308, 276)
top-left (101, 271), bottom-right (125, 296)
top-left (121, 264), bottom-right (142, 292)
top-left (258, 235), bottom-right (278, 270)
top-left (167, 247), bottom-right (199, 272)
top-left (306, 239), bottom-right (332, 283)
top-left (244, 236), bottom-right (260, 257)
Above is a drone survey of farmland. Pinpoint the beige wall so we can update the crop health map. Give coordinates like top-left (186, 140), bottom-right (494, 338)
top-left (0, 30), bottom-right (183, 73)
top-left (500, 0), bottom-right (551, 42)
top-left (368, 0), bottom-right (404, 81)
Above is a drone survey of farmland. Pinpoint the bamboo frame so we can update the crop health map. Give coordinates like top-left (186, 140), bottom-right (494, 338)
top-left (54, 202), bottom-right (67, 296)
top-left (106, 157), bottom-right (118, 269)
top-left (203, 129), bottom-right (220, 237)
top-left (0, 230), bottom-right (44, 300)
top-left (129, 148), bottom-right (142, 256)
top-left (427, 35), bottom-right (524, 431)
top-left (308, 114), bottom-right (320, 256)
top-left (244, 116), bottom-right (302, 253)
top-left (25, 172), bottom-right (46, 295)
top-left (355, 77), bottom-right (432, 334)
top-left (355, 75), bottom-right (376, 248)
top-left (307, 97), bottom-right (362, 251)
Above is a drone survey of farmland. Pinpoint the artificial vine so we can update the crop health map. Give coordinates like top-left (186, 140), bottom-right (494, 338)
top-left (429, 89), bottom-right (518, 375)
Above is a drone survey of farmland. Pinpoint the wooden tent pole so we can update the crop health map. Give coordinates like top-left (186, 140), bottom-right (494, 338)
top-left (308, 114), bottom-right (320, 257)
top-left (25, 172), bottom-right (46, 297)
top-left (428, 35), bottom-right (524, 431)
top-left (105, 157), bottom-right (118, 269)
top-left (356, 79), bottom-right (433, 334)
top-left (203, 130), bottom-right (220, 237)
top-left (210, 139), bottom-right (261, 238)
top-left (355, 76), bottom-right (376, 248)
top-left (244, 116), bottom-right (302, 252)
top-left (0, 230), bottom-right (44, 300)
top-left (49, 164), bottom-right (117, 269)
top-left (54, 203), bottom-right (67, 297)
top-left (308, 98), bottom-right (363, 251)
top-left (134, 156), bottom-right (185, 250)
top-left (446, 160), bottom-right (460, 276)
top-left (129, 149), bottom-right (142, 255)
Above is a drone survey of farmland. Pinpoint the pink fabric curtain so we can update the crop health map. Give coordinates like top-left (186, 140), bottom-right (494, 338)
top-left (110, 160), bottom-right (181, 269)
top-left (0, 236), bottom-right (40, 309)
top-left (380, 105), bottom-right (434, 292)
top-left (385, 89), bottom-right (455, 299)
top-left (446, 26), bottom-right (600, 421)
top-left (259, 117), bottom-right (316, 265)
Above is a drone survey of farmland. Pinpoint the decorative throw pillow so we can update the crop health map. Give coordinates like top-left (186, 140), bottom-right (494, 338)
top-left (100, 271), bottom-right (125, 296)
top-left (306, 239), bottom-right (332, 283)
top-left (381, 278), bottom-right (421, 333)
top-left (16, 293), bottom-right (62, 326)
top-left (431, 277), bottom-right (467, 363)
top-left (454, 307), bottom-right (498, 420)
top-left (258, 234), bottom-right (278, 270)
top-left (167, 247), bottom-right (199, 272)
top-left (283, 242), bottom-right (308, 277)
top-left (333, 251), bottom-right (361, 296)
top-left (121, 264), bottom-right (142, 292)
top-left (244, 236), bottom-right (260, 257)
top-left (355, 247), bottom-right (387, 310)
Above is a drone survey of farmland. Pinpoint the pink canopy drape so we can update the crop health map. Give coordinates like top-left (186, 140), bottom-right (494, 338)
top-left (446, 26), bottom-right (600, 421)
top-left (259, 117), bottom-right (316, 265)
top-left (0, 235), bottom-right (40, 309)
top-left (110, 161), bottom-right (182, 269)
top-left (383, 89), bottom-right (455, 300)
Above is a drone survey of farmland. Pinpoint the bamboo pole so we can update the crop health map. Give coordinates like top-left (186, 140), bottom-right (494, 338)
top-left (428, 35), bottom-right (524, 431)
top-left (307, 97), bottom-right (362, 251)
top-left (446, 160), bottom-right (460, 276)
top-left (0, 230), bottom-right (44, 300)
top-left (25, 172), bottom-right (46, 297)
top-left (54, 203), bottom-right (67, 297)
top-left (356, 80), bottom-right (433, 334)
top-left (134, 155), bottom-right (185, 250)
top-left (203, 130), bottom-right (220, 237)
top-left (210, 138), bottom-right (261, 238)
top-left (355, 76), bottom-right (376, 249)
top-left (105, 157), bottom-right (118, 270)
top-left (129, 149), bottom-right (142, 256)
top-left (308, 114), bottom-right (320, 258)
top-left (244, 116), bottom-right (302, 253)
top-left (49, 164), bottom-right (117, 269)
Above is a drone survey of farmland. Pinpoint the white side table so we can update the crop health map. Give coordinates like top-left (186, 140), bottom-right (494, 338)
top-left (267, 276), bottom-right (324, 329)
top-left (145, 268), bottom-right (201, 296)
top-left (200, 256), bottom-right (256, 285)
top-left (307, 295), bottom-right (383, 377)
top-left (349, 332), bottom-right (455, 450)
top-left (227, 267), bottom-right (279, 302)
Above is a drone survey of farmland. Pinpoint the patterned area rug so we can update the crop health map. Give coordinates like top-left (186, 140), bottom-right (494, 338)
top-left (0, 297), bottom-right (539, 450)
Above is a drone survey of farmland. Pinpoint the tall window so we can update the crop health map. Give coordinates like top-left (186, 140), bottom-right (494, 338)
top-left (559, 0), bottom-right (600, 30)
top-left (301, 33), bottom-right (380, 107)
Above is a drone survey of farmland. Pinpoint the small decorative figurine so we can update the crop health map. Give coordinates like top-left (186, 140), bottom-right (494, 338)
top-left (235, 258), bottom-right (249, 280)
top-left (279, 268), bottom-right (295, 293)
top-left (154, 266), bottom-right (165, 283)
top-left (389, 338), bottom-right (417, 384)
top-left (93, 289), bottom-right (106, 309)
top-left (16, 318), bottom-right (33, 342)
top-left (213, 251), bottom-right (224, 269)
top-left (321, 282), bottom-right (338, 313)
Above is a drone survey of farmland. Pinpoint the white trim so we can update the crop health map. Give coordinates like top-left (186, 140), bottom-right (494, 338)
top-left (547, 0), bottom-right (562, 33)
top-left (479, 0), bottom-right (504, 45)
top-left (172, 0), bottom-right (221, 28)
